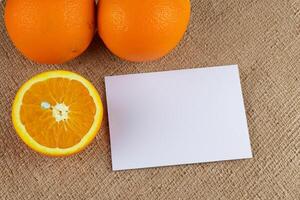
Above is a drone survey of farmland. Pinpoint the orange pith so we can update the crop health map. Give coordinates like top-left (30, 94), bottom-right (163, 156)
top-left (20, 78), bottom-right (96, 149)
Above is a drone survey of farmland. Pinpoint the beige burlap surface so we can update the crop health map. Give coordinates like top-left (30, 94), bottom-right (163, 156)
top-left (0, 0), bottom-right (299, 199)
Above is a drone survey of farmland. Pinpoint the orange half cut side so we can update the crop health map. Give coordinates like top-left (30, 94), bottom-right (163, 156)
top-left (12, 70), bottom-right (103, 156)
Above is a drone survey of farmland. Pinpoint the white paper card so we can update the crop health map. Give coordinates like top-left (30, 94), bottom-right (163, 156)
top-left (105, 65), bottom-right (252, 171)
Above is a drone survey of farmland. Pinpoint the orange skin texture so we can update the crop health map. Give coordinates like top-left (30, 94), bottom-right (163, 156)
top-left (4, 0), bottom-right (95, 64)
top-left (98, 0), bottom-right (191, 62)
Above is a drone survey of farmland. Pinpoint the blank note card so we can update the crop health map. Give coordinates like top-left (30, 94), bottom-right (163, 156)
top-left (105, 65), bottom-right (252, 171)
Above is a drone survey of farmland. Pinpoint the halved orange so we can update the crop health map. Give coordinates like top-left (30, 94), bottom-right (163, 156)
top-left (12, 70), bottom-right (103, 156)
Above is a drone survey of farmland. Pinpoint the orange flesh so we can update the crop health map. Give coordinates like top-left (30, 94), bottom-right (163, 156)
top-left (20, 78), bottom-right (96, 148)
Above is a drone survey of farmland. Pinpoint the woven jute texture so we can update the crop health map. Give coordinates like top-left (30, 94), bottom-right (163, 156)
top-left (0, 0), bottom-right (299, 199)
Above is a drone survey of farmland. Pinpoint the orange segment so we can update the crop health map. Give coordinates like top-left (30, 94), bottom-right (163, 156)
top-left (12, 71), bottom-right (103, 156)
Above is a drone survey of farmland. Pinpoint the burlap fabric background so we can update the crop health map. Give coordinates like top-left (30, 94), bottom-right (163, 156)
top-left (0, 0), bottom-right (299, 199)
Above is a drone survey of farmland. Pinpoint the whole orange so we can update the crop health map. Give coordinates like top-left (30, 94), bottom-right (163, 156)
top-left (97, 0), bottom-right (191, 62)
top-left (4, 0), bottom-right (95, 64)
